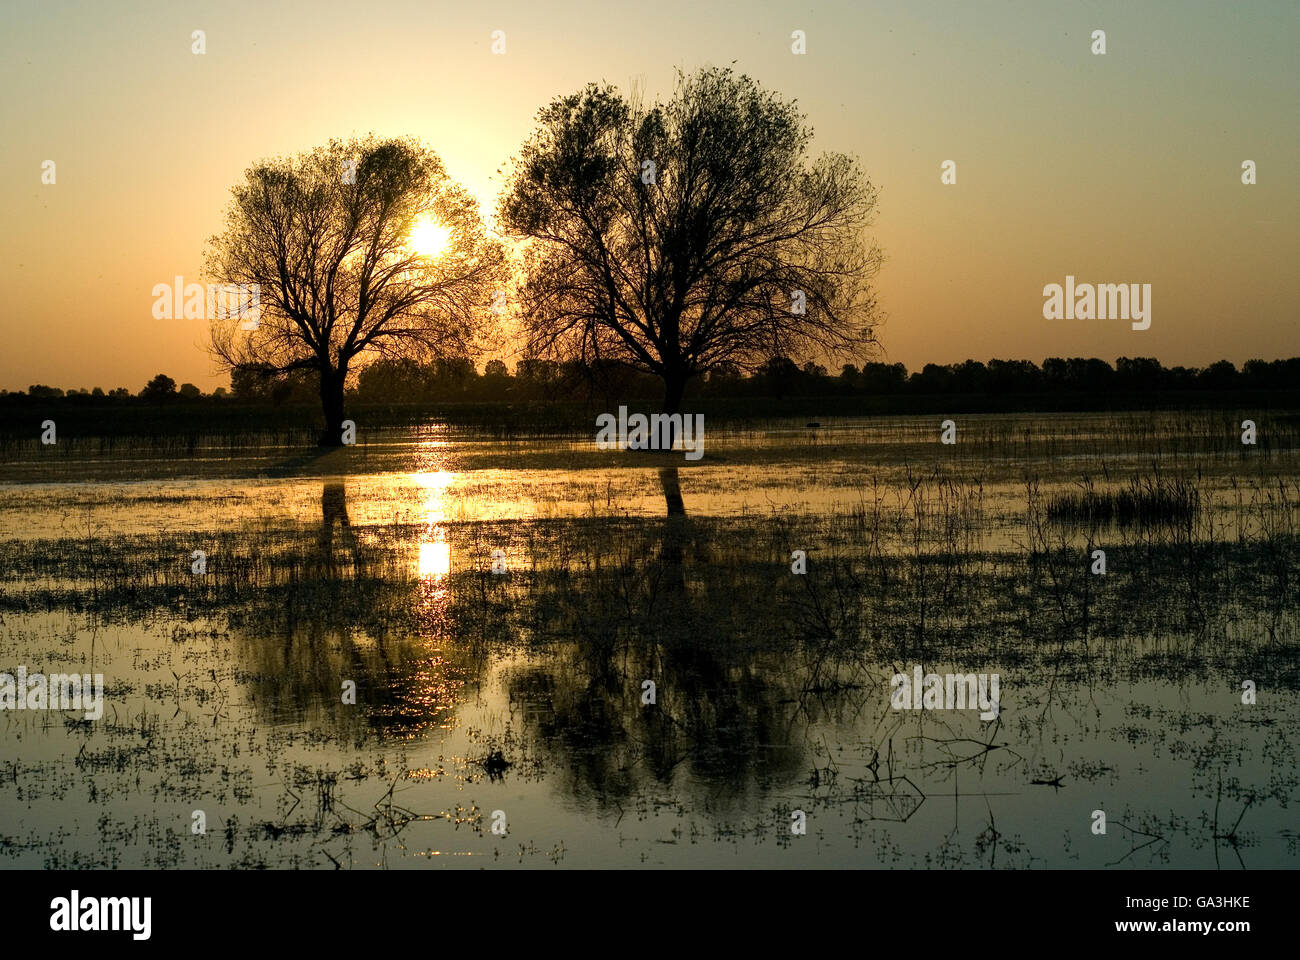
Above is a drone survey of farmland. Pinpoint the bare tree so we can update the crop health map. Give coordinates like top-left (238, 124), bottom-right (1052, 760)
top-left (207, 135), bottom-right (507, 445)
top-left (498, 67), bottom-right (884, 414)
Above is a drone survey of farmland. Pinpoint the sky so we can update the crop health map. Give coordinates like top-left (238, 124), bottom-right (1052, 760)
top-left (1, 0), bottom-right (1296, 392)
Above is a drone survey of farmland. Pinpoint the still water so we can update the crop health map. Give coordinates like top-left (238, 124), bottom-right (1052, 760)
top-left (0, 412), bottom-right (1296, 868)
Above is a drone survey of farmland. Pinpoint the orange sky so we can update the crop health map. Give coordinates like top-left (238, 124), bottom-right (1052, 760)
top-left (1, 0), bottom-right (1296, 392)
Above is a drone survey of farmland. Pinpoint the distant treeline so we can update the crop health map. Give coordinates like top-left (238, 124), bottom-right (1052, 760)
top-left (7, 356), bottom-right (1300, 406)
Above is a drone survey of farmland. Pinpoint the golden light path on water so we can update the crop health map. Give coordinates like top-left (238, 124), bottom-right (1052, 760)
top-left (415, 468), bottom-right (455, 583)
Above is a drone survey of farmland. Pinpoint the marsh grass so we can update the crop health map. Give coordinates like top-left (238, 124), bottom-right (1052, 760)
top-left (3, 409), bottom-right (1298, 484)
top-left (1046, 475), bottom-right (1200, 526)
top-left (1, 413), bottom-right (1299, 869)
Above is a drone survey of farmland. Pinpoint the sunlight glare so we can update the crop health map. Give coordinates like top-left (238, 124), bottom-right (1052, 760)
top-left (415, 469), bottom-right (455, 582)
top-left (410, 217), bottom-right (452, 259)
top-left (418, 539), bottom-right (452, 579)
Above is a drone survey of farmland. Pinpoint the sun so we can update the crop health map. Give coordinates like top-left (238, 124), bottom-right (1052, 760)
top-left (409, 216), bottom-right (452, 259)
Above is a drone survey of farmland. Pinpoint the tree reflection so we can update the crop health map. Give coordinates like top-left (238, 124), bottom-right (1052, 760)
top-left (317, 480), bottom-right (358, 575)
top-left (659, 465), bottom-right (686, 517)
top-left (230, 480), bottom-right (475, 735)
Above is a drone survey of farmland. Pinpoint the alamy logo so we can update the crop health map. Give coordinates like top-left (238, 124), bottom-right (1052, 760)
top-left (50, 890), bottom-right (151, 940)
top-left (152, 276), bottom-right (261, 327)
top-left (890, 665), bottom-right (1000, 720)
top-left (595, 406), bottom-right (705, 461)
top-left (1042, 275), bottom-right (1151, 330)
top-left (0, 667), bottom-right (103, 720)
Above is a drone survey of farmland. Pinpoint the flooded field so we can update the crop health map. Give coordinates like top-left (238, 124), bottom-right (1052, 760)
top-left (0, 410), bottom-right (1297, 869)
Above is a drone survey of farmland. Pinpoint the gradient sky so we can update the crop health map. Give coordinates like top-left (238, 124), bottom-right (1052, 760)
top-left (1, 0), bottom-right (1296, 392)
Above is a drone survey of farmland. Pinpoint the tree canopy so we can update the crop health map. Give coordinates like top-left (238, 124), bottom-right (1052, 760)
top-left (499, 67), bottom-right (884, 412)
top-left (206, 135), bottom-right (507, 443)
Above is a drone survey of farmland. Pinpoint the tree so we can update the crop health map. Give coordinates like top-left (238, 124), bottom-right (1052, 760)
top-left (179, 382), bottom-right (202, 399)
top-left (355, 357), bottom-right (428, 403)
top-left (429, 356), bottom-right (477, 395)
top-left (1116, 357), bottom-right (1164, 391)
top-left (1199, 359), bottom-right (1238, 390)
top-left (230, 363), bottom-right (275, 400)
top-left (516, 358), bottom-right (559, 386)
top-left (860, 361), bottom-right (906, 393)
top-left (499, 67), bottom-right (884, 415)
top-left (141, 374), bottom-right (177, 400)
top-left (207, 135), bottom-right (507, 445)
top-left (759, 356), bottom-right (800, 398)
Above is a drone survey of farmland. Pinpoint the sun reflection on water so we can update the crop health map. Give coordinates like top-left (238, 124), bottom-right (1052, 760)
top-left (415, 469), bottom-right (455, 586)
top-left (418, 539), bottom-right (451, 579)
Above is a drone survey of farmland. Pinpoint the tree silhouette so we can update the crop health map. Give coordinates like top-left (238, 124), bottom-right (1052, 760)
top-left (207, 135), bottom-right (507, 445)
top-left (499, 67), bottom-right (884, 414)
top-left (141, 373), bottom-right (177, 400)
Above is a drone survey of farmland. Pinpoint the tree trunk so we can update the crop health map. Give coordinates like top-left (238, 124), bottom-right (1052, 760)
top-left (659, 466), bottom-right (686, 517)
top-left (660, 371), bottom-right (689, 452)
top-left (318, 367), bottom-right (347, 447)
top-left (660, 371), bottom-right (690, 517)
top-left (662, 372), bottom-right (687, 415)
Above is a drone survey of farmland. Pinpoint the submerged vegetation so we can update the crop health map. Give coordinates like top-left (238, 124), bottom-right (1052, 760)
top-left (1047, 475), bottom-right (1201, 526)
top-left (0, 411), bottom-right (1297, 868)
